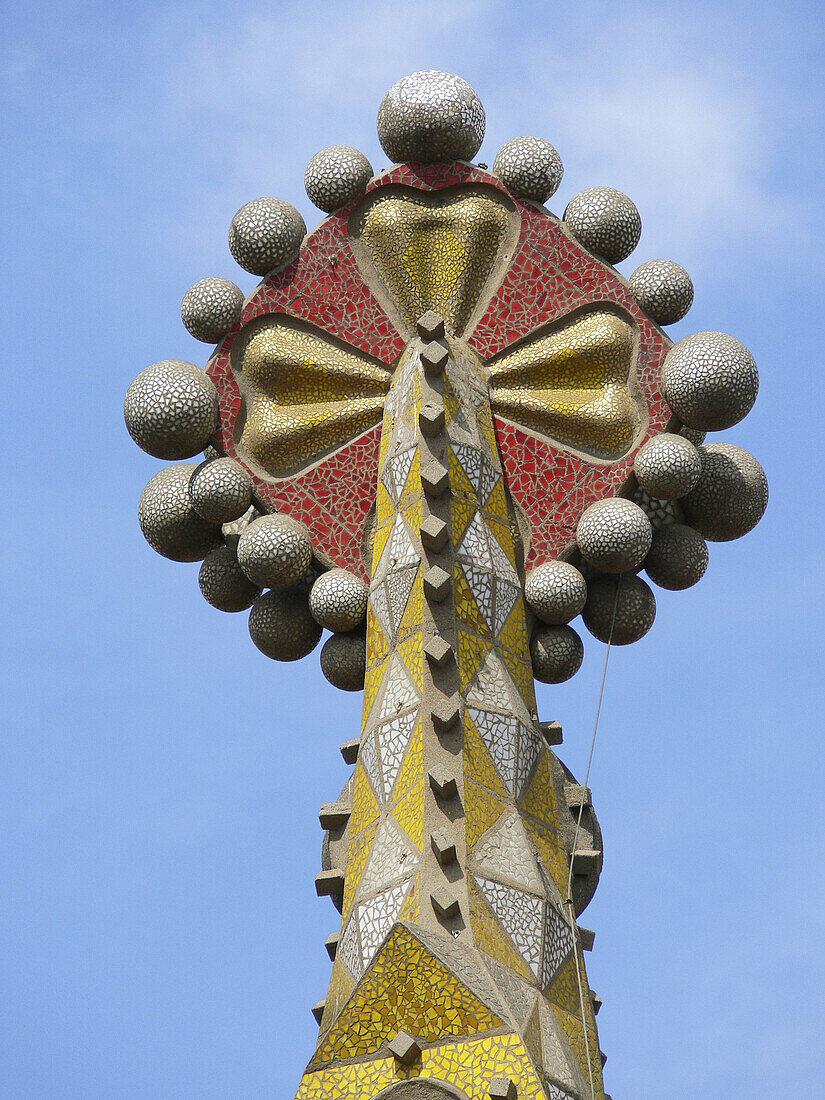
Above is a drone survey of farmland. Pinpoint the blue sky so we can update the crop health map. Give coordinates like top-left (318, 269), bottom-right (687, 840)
top-left (2, 0), bottom-right (823, 1095)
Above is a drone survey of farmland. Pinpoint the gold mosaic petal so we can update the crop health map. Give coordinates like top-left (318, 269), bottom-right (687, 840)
top-left (397, 566), bottom-right (423, 639)
top-left (465, 778), bottom-right (506, 849)
top-left (371, 517), bottom-right (392, 569)
top-left (397, 882), bottom-right (419, 922)
top-left (464, 713), bottom-right (509, 800)
top-left (350, 186), bottom-right (518, 338)
top-left (232, 314), bottom-right (390, 478)
top-left (483, 475), bottom-right (509, 524)
top-left (475, 396), bottom-right (499, 453)
top-left (350, 767), bottom-right (380, 833)
top-left (468, 878), bottom-right (533, 981)
top-left (489, 305), bottom-right (643, 462)
top-left (486, 515), bottom-right (518, 568)
top-left (454, 566), bottom-right (490, 636)
top-left (314, 926), bottom-right (504, 1064)
top-left (457, 628), bottom-right (491, 689)
top-left (343, 823), bottom-right (376, 915)
top-left (501, 649), bottom-right (536, 710)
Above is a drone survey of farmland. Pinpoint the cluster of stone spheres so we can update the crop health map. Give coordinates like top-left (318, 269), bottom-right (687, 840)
top-left (125, 70), bottom-right (767, 691)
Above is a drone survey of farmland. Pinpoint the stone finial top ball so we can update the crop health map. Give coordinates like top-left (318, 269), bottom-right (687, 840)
top-left (576, 498), bottom-right (652, 573)
top-left (228, 197), bottom-right (306, 276)
top-left (563, 186), bottom-right (642, 264)
top-left (493, 136), bottom-right (563, 203)
top-left (376, 70), bottom-right (485, 164)
top-left (663, 331), bottom-right (759, 431)
top-left (124, 359), bottom-right (218, 461)
top-left (629, 259), bottom-right (693, 325)
top-left (524, 560), bottom-right (587, 624)
top-left (180, 277), bottom-right (244, 343)
top-left (304, 145), bottom-right (374, 213)
top-left (633, 433), bottom-right (701, 500)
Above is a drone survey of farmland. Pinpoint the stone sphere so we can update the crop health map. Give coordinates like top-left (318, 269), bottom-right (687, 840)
top-left (633, 433), bottom-right (701, 500)
top-left (524, 561), bottom-right (587, 624)
top-left (530, 625), bottom-right (584, 684)
top-left (629, 259), bottom-right (693, 325)
top-left (493, 136), bottom-right (563, 203)
top-left (309, 569), bottom-right (369, 632)
top-left (198, 544), bottom-right (262, 612)
top-left (248, 587), bottom-right (323, 661)
top-left (228, 197), bottom-right (306, 276)
top-left (320, 631), bottom-right (367, 691)
top-left (576, 498), bottom-right (652, 573)
top-left (376, 70), bottom-right (485, 164)
top-left (138, 463), bottom-right (221, 562)
top-left (582, 574), bottom-right (656, 646)
top-left (644, 523), bottom-right (708, 591)
top-left (237, 514), bottom-right (313, 589)
top-left (632, 487), bottom-right (684, 530)
top-left (681, 442), bottom-right (768, 542)
top-left (304, 145), bottom-right (373, 212)
top-left (180, 277), bottom-right (244, 343)
top-left (563, 186), bottom-right (641, 264)
top-left (663, 331), bottom-right (759, 431)
top-left (124, 360), bottom-right (219, 460)
top-left (189, 457), bottom-right (254, 524)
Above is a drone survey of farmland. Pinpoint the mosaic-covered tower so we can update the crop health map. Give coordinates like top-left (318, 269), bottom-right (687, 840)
top-left (125, 71), bottom-right (767, 1100)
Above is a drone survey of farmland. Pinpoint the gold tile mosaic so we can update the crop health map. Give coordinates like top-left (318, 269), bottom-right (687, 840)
top-left (463, 714), bottom-right (509, 800)
top-left (343, 823), bottom-right (376, 916)
top-left (465, 778), bottom-right (506, 850)
top-left (350, 767), bottom-right (380, 834)
top-left (457, 629), bottom-right (491, 691)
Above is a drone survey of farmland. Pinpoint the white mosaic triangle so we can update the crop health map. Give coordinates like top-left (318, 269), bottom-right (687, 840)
top-left (463, 563), bottom-right (496, 632)
top-left (475, 874), bottom-right (544, 979)
top-left (542, 902), bottom-right (575, 988)
top-left (467, 706), bottom-right (517, 794)
top-left (515, 721), bottom-right (544, 797)
top-left (381, 446), bottom-right (415, 504)
top-left (471, 808), bottom-right (544, 894)
top-left (494, 578), bottom-right (520, 637)
top-left (359, 816), bottom-right (419, 896)
top-left (386, 564), bottom-right (417, 634)
top-left (457, 512), bottom-right (493, 568)
top-left (369, 581), bottom-right (393, 639)
top-left (385, 513), bottom-right (419, 569)
top-left (487, 522), bottom-right (519, 585)
top-left (337, 913), bottom-right (363, 980)
top-left (375, 711), bottom-right (417, 800)
top-left (356, 881), bottom-right (410, 969)
top-left (374, 652), bottom-right (419, 723)
top-left (539, 998), bottom-right (582, 1094)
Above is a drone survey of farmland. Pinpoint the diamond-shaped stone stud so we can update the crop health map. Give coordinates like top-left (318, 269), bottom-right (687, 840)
top-left (417, 310), bottom-right (445, 341)
top-left (431, 829), bottom-right (457, 865)
top-left (420, 514), bottom-right (448, 551)
top-left (428, 767), bottom-right (458, 799)
top-left (431, 695), bottom-right (460, 732)
top-left (423, 565), bottom-right (451, 602)
top-left (421, 341), bottom-right (448, 376)
top-left (419, 402), bottom-right (445, 436)
top-left (424, 636), bottom-right (453, 668)
top-left (388, 1029), bottom-right (422, 1065)
top-left (488, 1077), bottom-right (517, 1100)
top-left (421, 461), bottom-right (450, 497)
top-left (430, 888), bottom-right (460, 919)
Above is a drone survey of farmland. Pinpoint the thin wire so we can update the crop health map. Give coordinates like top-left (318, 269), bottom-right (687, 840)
top-left (565, 577), bottom-right (621, 1100)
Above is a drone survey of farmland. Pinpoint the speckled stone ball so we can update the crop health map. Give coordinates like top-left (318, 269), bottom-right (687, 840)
top-left (493, 136), bottom-right (563, 203)
top-left (228, 197), bottom-right (306, 276)
top-left (124, 360), bottom-right (218, 460)
top-left (320, 631), bottom-right (367, 691)
top-left (629, 259), bottom-right (693, 325)
top-left (248, 587), bottom-right (323, 661)
top-left (632, 487), bottom-right (684, 529)
top-left (681, 442), bottom-right (768, 542)
top-left (376, 70), bottom-right (485, 164)
top-left (138, 463), bottom-right (221, 562)
top-left (309, 569), bottom-right (369, 632)
top-left (663, 331), bottom-right (759, 431)
top-left (180, 277), bottom-right (244, 343)
top-left (576, 498), bottom-right (652, 573)
top-left (237, 514), bottom-right (313, 589)
top-left (563, 186), bottom-right (641, 264)
top-left (189, 457), bottom-right (253, 524)
top-left (304, 145), bottom-right (373, 212)
top-left (644, 523), bottom-right (708, 591)
top-left (198, 544), bottom-right (261, 612)
top-left (530, 625), bottom-right (584, 684)
top-left (582, 574), bottom-right (656, 645)
top-left (524, 561), bottom-right (587, 625)
top-left (633, 433), bottom-right (701, 500)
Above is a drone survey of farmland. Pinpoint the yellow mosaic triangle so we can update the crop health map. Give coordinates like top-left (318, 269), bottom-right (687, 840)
top-left (397, 566), bottom-right (423, 639)
top-left (457, 627), bottom-right (491, 690)
top-left (468, 877), bottom-right (534, 981)
top-left (454, 566), bottom-right (490, 636)
top-left (349, 766), bottom-right (380, 834)
top-left (463, 712), bottom-right (509, 800)
top-left (343, 822), bottom-right (376, 916)
top-left (465, 777), bottom-right (506, 849)
top-left (313, 924), bottom-right (504, 1063)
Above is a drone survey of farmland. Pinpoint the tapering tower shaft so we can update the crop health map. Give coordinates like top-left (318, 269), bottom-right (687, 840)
top-left (297, 316), bottom-right (606, 1100)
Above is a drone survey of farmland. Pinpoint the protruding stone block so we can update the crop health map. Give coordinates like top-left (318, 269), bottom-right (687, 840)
top-left (591, 990), bottom-right (603, 1015)
top-left (578, 926), bottom-right (596, 951)
top-left (419, 403), bottom-right (445, 437)
top-left (539, 720), bottom-right (563, 745)
top-left (431, 829), bottom-right (457, 866)
top-left (324, 931), bottom-right (339, 961)
top-left (430, 888), bottom-right (460, 919)
top-left (421, 461), bottom-right (450, 497)
top-left (388, 1029), bottom-right (422, 1065)
top-left (424, 636), bottom-right (453, 668)
top-left (431, 695), bottom-right (461, 733)
top-left (417, 310), bottom-right (445, 341)
top-left (428, 767), bottom-right (458, 799)
top-left (420, 514), bottom-right (448, 551)
top-left (423, 565), bottom-right (451, 602)
top-left (571, 849), bottom-right (600, 876)
top-left (311, 1000), bottom-right (325, 1025)
top-left (318, 802), bottom-right (351, 830)
top-left (421, 341), bottom-right (448, 376)
top-left (340, 738), bottom-right (359, 764)
top-left (488, 1077), bottom-right (517, 1099)
top-left (564, 783), bottom-right (591, 809)
top-left (314, 870), bottom-right (345, 912)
